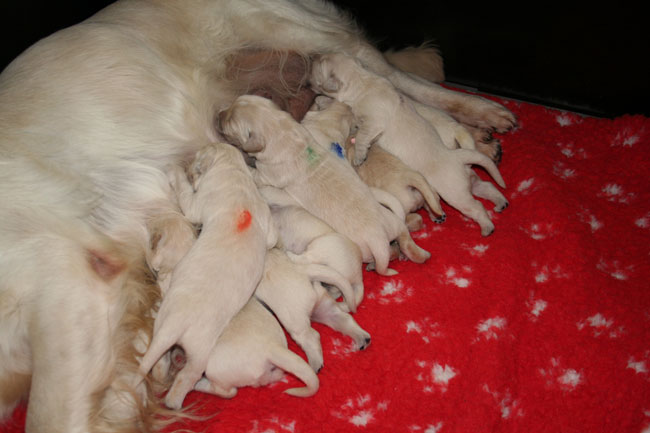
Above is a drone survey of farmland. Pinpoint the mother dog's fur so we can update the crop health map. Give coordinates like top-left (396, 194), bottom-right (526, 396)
top-left (0, 1), bottom-right (515, 431)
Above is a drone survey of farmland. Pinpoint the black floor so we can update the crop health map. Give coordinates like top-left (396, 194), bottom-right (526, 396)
top-left (2, 2), bottom-right (648, 118)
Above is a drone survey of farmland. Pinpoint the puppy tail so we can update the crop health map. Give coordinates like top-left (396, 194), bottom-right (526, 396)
top-left (271, 348), bottom-right (320, 398)
top-left (370, 187), bottom-right (406, 221)
top-left (136, 321), bottom-right (181, 386)
top-left (457, 149), bottom-right (506, 188)
top-left (404, 171), bottom-right (444, 217)
top-left (304, 263), bottom-right (357, 313)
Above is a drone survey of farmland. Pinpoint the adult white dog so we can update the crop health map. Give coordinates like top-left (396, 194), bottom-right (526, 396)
top-left (0, 1), bottom-right (515, 431)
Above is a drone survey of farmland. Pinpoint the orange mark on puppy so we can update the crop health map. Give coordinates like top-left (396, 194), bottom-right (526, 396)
top-left (236, 210), bottom-right (252, 232)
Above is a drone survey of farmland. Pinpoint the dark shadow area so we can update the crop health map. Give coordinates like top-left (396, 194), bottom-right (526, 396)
top-left (2, 2), bottom-right (648, 118)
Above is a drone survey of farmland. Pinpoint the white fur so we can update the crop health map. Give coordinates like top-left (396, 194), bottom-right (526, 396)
top-left (194, 298), bottom-right (319, 398)
top-left (254, 249), bottom-right (371, 372)
top-left (138, 143), bottom-right (277, 410)
top-left (0, 1), bottom-right (515, 429)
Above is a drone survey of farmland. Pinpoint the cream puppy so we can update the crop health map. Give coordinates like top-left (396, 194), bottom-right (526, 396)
top-left (191, 298), bottom-right (319, 398)
top-left (303, 96), bottom-right (445, 229)
top-left (138, 143), bottom-right (278, 410)
top-left (254, 248), bottom-right (371, 373)
top-left (218, 95), bottom-right (430, 275)
top-left (412, 101), bottom-right (510, 215)
top-left (310, 53), bottom-right (507, 236)
top-left (265, 200), bottom-right (365, 310)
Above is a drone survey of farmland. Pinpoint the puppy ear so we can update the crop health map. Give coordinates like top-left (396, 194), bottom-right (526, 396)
top-left (241, 131), bottom-right (265, 153)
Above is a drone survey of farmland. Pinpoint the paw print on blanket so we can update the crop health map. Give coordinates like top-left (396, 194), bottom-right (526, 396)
top-left (519, 222), bottom-right (557, 240)
top-left (365, 279), bottom-right (414, 305)
top-left (596, 258), bottom-right (635, 281)
top-left (525, 292), bottom-right (548, 322)
top-left (440, 266), bottom-right (472, 288)
top-left (474, 317), bottom-right (508, 342)
top-left (626, 352), bottom-right (649, 377)
top-left (611, 127), bottom-right (644, 147)
top-left (405, 317), bottom-right (443, 343)
top-left (330, 394), bottom-right (389, 428)
top-left (482, 384), bottom-right (524, 420)
top-left (248, 417), bottom-right (296, 433)
top-left (409, 422), bottom-right (444, 433)
top-left (531, 261), bottom-right (570, 283)
top-left (577, 207), bottom-right (604, 232)
top-left (576, 313), bottom-right (625, 339)
top-left (599, 183), bottom-right (636, 204)
top-left (539, 357), bottom-right (583, 392)
top-left (414, 360), bottom-right (458, 394)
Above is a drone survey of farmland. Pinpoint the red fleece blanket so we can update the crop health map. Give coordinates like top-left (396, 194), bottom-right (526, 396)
top-left (3, 96), bottom-right (649, 433)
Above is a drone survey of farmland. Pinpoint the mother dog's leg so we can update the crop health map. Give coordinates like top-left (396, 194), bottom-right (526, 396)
top-left (229, 1), bottom-right (516, 133)
top-left (21, 235), bottom-right (128, 433)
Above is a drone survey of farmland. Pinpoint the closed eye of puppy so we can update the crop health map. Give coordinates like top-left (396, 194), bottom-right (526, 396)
top-left (310, 53), bottom-right (507, 236)
top-left (254, 248), bottom-right (370, 373)
top-left (191, 297), bottom-right (319, 399)
top-left (138, 142), bottom-right (278, 410)
top-left (217, 94), bottom-right (407, 275)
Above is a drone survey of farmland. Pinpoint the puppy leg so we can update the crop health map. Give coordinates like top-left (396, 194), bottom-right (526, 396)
top-left (405, 213), bottom-right (423, 231)
top-left (311, 283), bottom-right (371, 351)
top-left (396, 229), bottom-right (431, 263)
top-left (194, 377), bottom-right (238, 399)
top-left (464, 125), bottom-right (503, 164)
top-left (470, 171), bottom-right (509, 212)
top-left (453, 195), bottom-right (495, 237)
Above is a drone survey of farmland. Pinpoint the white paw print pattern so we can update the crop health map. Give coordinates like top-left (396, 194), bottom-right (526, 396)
top-left (525, 292), bottom-right (548, 321)
top-left (248, 417), bottom-right (296, 433)
top-left (365, 280), bottom-right (414, 304)
top-left (510, 177), bottom-right (539, 199)
top-left (636, 212), bottom-right (650, 229)
top-left (409, 422), bottom-right (444, 433)
top-left (520, 222), bottom-right (556, 240)
top-left (596, 258), bottom-right (634, 281)
top-left (330, 394), bottom-right (389, 428)
top-left (441, 266), bottom-right (472, 288)
top-left (475, 317), bottom-right (508, 341)
top-left (482, 384), bottom-right (524, 419)
top-left (415, 360), bottom-right (458, 393)
top-left (556, 141), bottom-right (588, 159)
top-left (577, 207), bottom-right (604, 232)
top-left (599, 183), bottom-right (636, 204)
top-left (405, 317), bottom-right (443, 343)
top-left (329, 336), bottom-right (361, 358)
top-left (532, 262), bottom-right (570, 283)
top-left (577, 313), bottom-right (625, 338)
top-left (539, 358), bottom-right (583, 391)
top-left (461, 243), bottom-right (490, 257)
top-left (552, 161), bottom-right (577, 180)
top-left (627, 354), bottom-right (649, 376)
top-left (612, 128), bottom-right (642, 147)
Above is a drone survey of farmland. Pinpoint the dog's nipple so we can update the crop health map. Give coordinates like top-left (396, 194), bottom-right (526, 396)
top-left (236, 209), bottom-right (253, 232)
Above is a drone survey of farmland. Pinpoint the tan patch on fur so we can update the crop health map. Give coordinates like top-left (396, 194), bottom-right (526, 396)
top-left (0, 373), bottom-right (30, 409)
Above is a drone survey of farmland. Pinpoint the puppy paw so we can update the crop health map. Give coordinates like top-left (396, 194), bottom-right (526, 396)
top-left (434, 213), bottom-right (446, 224)
top-left (480, 225), bottom-right (495, 237)
top-left (358, 336), bottom-right (371, 351)
top-left (476, 137), bottom-right (503, 165)
top-left (494, 201), bottom-right (509, 213)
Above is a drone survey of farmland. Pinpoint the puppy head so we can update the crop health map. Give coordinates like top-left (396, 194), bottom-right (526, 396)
top-left (216, 96), bottom-right (268, 153)
top-left (310, 53), bottom-right (349, 95)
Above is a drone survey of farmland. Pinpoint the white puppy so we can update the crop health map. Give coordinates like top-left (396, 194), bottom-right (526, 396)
top-left (303, 96), bottom-right (445, 230)
top-left (310, 53), bottom-right (507, 236)
top-left (191, 297), bottom-right (319, 398)
top-left (218, 94), bottom-right (431, 274)
top-left (138, 143), bottom-right (278, 410)
top-left (254, 248), bottom-right (371, 373)
top-left (266, 200), bottom-right (365, 310)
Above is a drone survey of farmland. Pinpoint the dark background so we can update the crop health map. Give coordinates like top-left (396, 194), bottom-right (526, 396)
top-left (2, 2), bottom-right (648, 118)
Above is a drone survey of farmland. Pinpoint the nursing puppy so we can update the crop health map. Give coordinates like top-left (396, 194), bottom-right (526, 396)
top-left (304, 96), bottom-right (445, 230)
top-left (190, 298), bottom-right (319, 398)
top-left (310, 53), bottom-right (507, 236)
top-left (138, 143), bottom-right (278, 410)
top-left (266, 200), bottom-right (365, 310)
top-left (218, 95), bottom-right (430, 275)
top-left (255, 248), bottom-right (371, 372)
